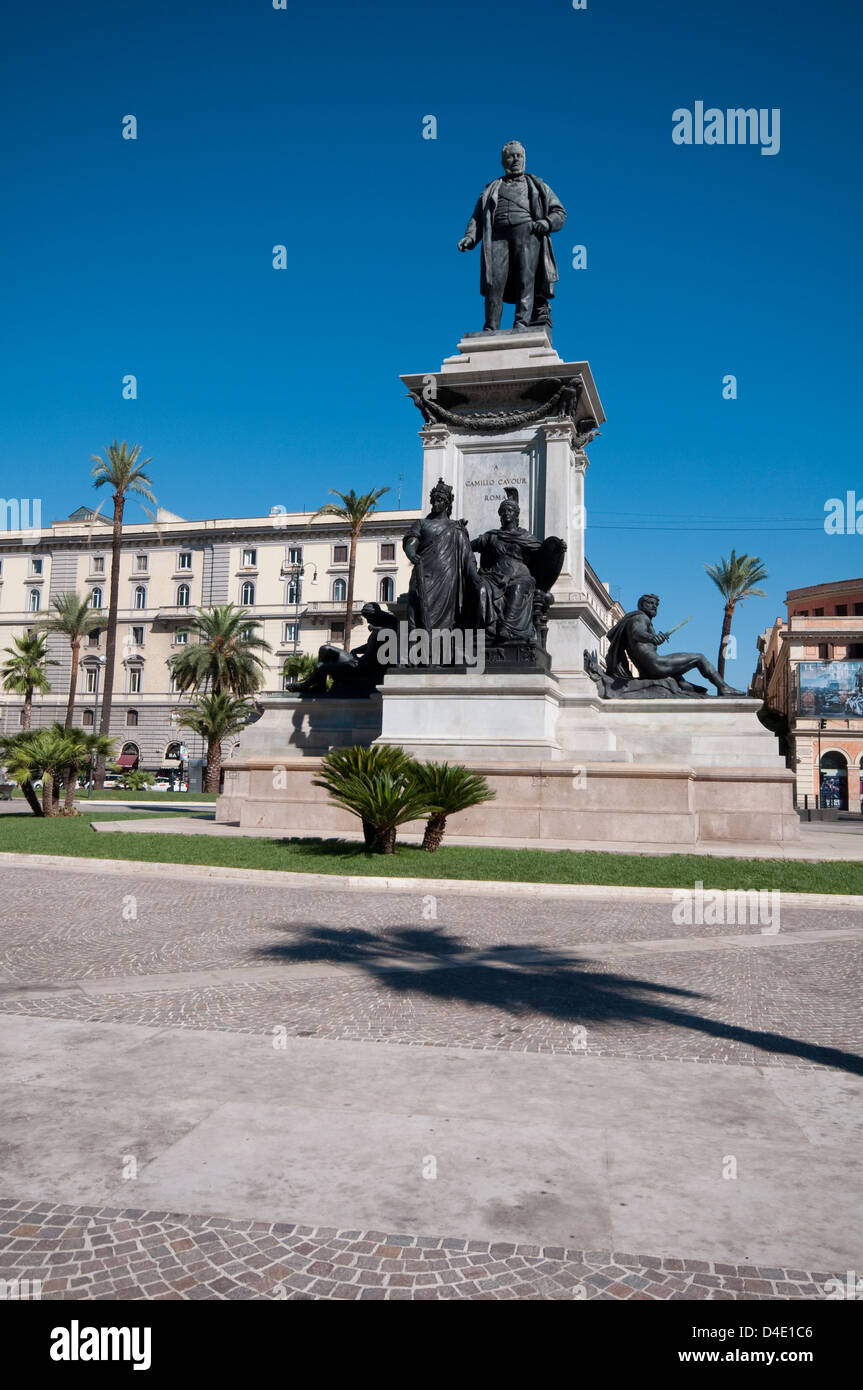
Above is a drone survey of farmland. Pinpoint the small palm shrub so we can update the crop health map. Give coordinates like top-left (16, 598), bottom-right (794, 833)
top-left (283, 653), bottom-right (318, 687)
top-left (313, 746), bottom-right (495, 854)
top-left (118, 768), bottom-right (151, 791)
top-left (313, 745), bottom-right (424, 853)
top-left (410, 761), bottom-right (495, 852)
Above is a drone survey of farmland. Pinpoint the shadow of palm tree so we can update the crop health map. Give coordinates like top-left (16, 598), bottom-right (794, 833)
top-left (253, 922), bottom-right (863, 1076)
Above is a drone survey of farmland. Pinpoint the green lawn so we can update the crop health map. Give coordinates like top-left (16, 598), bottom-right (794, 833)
top-left (1, 810), bottom-right (862, 893)
top-left (8, 788), bottom-right (219, 803)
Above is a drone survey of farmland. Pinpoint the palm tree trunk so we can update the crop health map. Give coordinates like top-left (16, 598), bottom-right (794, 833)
top-left (63, 767), bottom-right (78, 814)
top-left (422, 812), bottom-right (448, 852)
top-left (717, 603), bottom-right (735, 679)
top-left (42, 772), bottom-right (58, 817)
top-left (65, 640), bottom-right (80, 730)
top-left (343, 530), bottom-right (358, 651)
top-left (23, 689), bottom-right (33, 731)
top-left (21, 780), bottom-right (43, 816)
top-left (95, 492), bottom-right (124, 785)
top-left (372, 825), bottom-right (397, 854)
top-left (205, 739), bottom-right (222, 794)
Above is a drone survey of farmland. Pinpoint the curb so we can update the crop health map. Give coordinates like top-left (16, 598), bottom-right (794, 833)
top-left (1, 851), bottom-right (863, 911)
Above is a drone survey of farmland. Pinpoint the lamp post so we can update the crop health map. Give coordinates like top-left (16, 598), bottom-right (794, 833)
top-left (87, 655), bottom-right (107, 798)
top-left (816, 717), bottom-right (826, 809)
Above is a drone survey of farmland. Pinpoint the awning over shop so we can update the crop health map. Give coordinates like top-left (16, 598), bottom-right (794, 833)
top-left (116, 754), bottom-right (138, 767)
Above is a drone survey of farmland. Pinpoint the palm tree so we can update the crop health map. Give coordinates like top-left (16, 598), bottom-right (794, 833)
top-left (175, 692), bottom-right (254, 793)
top-left (0, 725), bottom-right (113, 816)
top-left (313, 763), bottom-right (430, 854)
top-left (91, 441), bottom-right (156, 784)
top-left (410, 762), bottom-right (496, 852)
top-left (169, 605), bottom-right (272, 696)
top-left (38, 592), bottom-right (106, 728)
top-left (312, 487), bottom-right (389, 650)
top-left (313, 744), bottom-right (417, 847)
top-left (704, 550), bottom-right (769, 679)
top-left (1, 631), bottom-right (54, 729)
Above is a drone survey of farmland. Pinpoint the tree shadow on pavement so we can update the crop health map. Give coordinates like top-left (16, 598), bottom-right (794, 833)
top-left (253, 922), bottom-right (863, 1077)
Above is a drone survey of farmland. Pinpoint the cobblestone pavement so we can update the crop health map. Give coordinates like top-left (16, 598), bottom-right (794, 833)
top-left (0, 1199), bottom-right (842, 1301)
top-left (1, 864), bottom-right (861, 1300)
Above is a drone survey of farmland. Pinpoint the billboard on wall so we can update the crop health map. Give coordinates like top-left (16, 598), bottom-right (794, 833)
top-left (797, 661), bottom-right (863, 717)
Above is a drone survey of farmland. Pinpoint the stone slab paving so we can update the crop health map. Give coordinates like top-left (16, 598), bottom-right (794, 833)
top-left (0, 863), bottom-right (861, 1300)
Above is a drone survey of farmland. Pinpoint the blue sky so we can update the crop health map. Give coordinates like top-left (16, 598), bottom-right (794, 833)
top-left (1, 0), bottom-right (861, 677)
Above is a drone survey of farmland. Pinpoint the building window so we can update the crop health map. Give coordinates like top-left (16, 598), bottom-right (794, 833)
top-left (85, 668), bottom-right (98, 693)
top-left (126, 710), bottom-right (139, 727)
top-left (332, 577), bottom-right (347, 602)
top-left (28, 590), bottom-right (41, 612)
top-left (242, 548), bottom-right (257, 568)
top-left (379, 576), bottom-right (394, 603)
top-left (175, 629), bottom-right (189, 645)
top-left (284, 620), bottom-right (299, 644)
top-left (176, 583), bottom-right (190, 607)
top-left (818, 644), bottom-right (832, 660)
top-left (330, 621), bottom-right (345, 643)
top-left (240, 624), bottom-right (255, 642)
top-left (287, 578), bottom-right (302, 605)
top-left (90, 587), bottom-right (103, 609)
top-left (855, 604), bottom-right (863, 617)
top-left (814, 608), bottom-right (824, 617)
top-left (333, 543), bottom-right (348, 564)
top-left (129, 669), bottom-right (142, 694)
top-left (30, 558), bottom-right (44, 576)
top-left (88, 631), bottom-right (100, 648)
top-left (19, 709), bottom-right (27, 726)
top-left (847, 644), bottom-right (863, 660)
top-left (132, 626), bottom-right (144, 646)
top-left (91, 555), bottom-right (105, 573)
top-left (82, 709), bottom-right (94, 727)
top-left (241, 580), bottom-right (256, 605)
top-left (836, 604), bottom-right (848, 616)
top-left (380, 542), bottom-right (396, 562)
top-left (288, 546), bottom-right (303, 565)
top-left (134, 586), bottom-right (147, 610)
top-left (135, 554), bottom-right (148, 572)
top-left (178, 551), bottom-right (192, 569)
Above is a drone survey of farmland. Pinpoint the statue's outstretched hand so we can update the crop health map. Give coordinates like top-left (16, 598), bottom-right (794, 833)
top-left (656, 631), bottom-right (670, 645)
top-left (458, 237), bottom-right (474, 252)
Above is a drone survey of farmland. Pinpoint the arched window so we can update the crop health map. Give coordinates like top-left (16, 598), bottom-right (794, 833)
top-left (241, 580), bottom-right (255, 605)
top-left (125, 710), bottom-right (139, 727)
top-left (819, 751), bottom-right (848, 811)
top-left (176, 584), bottom-right (190, 607)
top-left (333, 577), bottom-right (347, 602)
top-left (90, 587), bottom-right (103, 609)
top-left (134, 586), bottom-right (147, 610)
top-left (379, 576), bottom-right (394, 603)
top-left (121, 742), bottom-right (140, 766)
top-left (28, 590), bottom-right (40, 612)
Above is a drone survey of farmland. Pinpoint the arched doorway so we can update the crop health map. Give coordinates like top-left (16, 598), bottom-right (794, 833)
top-left (819, 750), bottom-right (848, 810)
top-left (119, 742), bottom-right (140, 771)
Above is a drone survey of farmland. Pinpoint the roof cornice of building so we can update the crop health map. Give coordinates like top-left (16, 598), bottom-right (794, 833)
top-left (786, 577), bottom-right (863, 601)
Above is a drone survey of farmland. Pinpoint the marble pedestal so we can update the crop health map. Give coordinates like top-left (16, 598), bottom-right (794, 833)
top-left (401, 328), bottom-right (607, 675)
top-left (217, 679), bottom-right (799, 845)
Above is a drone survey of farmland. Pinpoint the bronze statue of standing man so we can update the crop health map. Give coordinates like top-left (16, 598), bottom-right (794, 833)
top-left (458, 141), bottom-right (566, 336)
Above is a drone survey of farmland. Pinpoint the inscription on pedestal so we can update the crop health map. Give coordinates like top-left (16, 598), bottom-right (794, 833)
top-left (459, 449), bottom-right (533, 535)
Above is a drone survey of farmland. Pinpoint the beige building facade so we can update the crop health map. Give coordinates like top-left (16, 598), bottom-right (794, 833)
top-left (0, 504), bottom-right (414, 772)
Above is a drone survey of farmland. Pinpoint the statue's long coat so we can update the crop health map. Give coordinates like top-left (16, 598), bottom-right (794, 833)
top-left (462, 174), bottom-right (566, 304)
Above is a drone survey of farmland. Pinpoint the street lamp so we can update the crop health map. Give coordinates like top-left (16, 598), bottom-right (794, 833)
top-left (285, 561), bottom-right (317, 655)
top-left (87, 655), bottom-right (107, 798)
top-left (816, 717), bottom-right (827, 809)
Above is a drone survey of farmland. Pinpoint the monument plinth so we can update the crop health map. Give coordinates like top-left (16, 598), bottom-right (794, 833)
top-left (401, 328), bottom-right (606, 675)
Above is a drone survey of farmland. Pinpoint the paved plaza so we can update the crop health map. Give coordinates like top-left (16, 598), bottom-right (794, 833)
top-left (0, 859), bottom-right (861, 1299)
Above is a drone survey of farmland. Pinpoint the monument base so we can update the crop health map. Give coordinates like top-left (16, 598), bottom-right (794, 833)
top-left (218, 680), bottom-right (799, 845)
